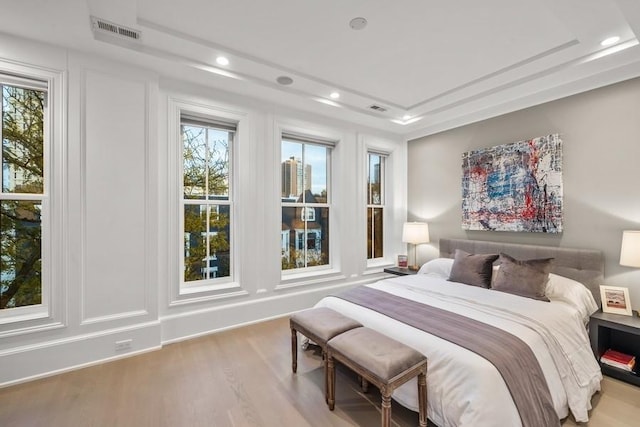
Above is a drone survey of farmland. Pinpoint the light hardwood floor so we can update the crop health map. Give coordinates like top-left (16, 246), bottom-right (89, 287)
top-left (1, 316), bottom-right (638, 427)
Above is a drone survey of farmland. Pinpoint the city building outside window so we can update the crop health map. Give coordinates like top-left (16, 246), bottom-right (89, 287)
top-left (281, 134), bottom-right (331, 271)
top-left (367, 152), bottom-right (386, 259)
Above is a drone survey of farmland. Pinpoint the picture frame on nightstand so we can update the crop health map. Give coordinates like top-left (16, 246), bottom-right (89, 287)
top-left (397, 255), bottom-right (408, 268)
top-left (600, 285), bottom-right (633, 316)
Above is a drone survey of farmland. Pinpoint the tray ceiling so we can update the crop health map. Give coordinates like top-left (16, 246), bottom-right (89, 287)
top-left (1, 0), bottom-right (639, 136)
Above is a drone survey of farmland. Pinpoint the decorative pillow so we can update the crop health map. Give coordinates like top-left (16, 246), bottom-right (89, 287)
top-left (545, 273), bottom-right (598, 323)
top-left (492, 253), bottom-right (553, 301)
top-left (417, 258), bottom-right (454, 278)
top-left (448, 249), bottom-right (499, 288)
top-left (490, 264), bottom-right (500, 287)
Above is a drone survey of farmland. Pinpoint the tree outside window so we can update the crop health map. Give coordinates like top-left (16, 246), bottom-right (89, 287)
top-left (0, 81), bottom-right (46, 310)
top-left (181, 119), bottom-right (233, 284)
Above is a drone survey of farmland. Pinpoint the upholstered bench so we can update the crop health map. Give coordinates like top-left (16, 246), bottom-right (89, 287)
top-left (326, 327), bottom-right (428, 427)
top-left (290, 307), bottom-right (362, 398)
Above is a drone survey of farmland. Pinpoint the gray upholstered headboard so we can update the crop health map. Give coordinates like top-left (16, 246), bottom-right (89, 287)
top-left (439, 239), bottom-right (605, 307)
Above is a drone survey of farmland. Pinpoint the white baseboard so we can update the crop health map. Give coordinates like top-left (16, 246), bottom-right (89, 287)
top-left (160, 278), bottom-right (371, 344)
top-left (0, 321), bottom-right (161, 387)
top-left (0, 275), bottom-right (382, 388)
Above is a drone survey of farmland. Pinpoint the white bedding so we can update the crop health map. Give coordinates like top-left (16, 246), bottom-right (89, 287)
top-left (315, 274), bottom-right (602, 427)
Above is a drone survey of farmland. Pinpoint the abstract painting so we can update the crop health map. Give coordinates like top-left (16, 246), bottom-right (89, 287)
top-left (461, 134), bottom-right (563, 233)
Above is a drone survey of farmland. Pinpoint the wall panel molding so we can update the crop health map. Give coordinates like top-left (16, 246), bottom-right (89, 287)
top-left (0, 321), bottom-right (161, 387)
top-left (79, 67), bottom-right (153, 325)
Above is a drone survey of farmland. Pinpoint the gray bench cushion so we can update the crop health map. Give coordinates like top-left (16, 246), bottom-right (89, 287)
top-left (328, 327), bottom-right (425, 381)
top-left (290, 307), bottom-right (362, 344)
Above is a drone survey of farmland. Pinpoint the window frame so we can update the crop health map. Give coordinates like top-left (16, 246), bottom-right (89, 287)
top-left (0, 61), bottom-right (65, 336)
top-left (180, 117), bottom-right (234, 287)
top-left (168, 98), bottom-right (247, 305)
top-left (280, 131), bottom-right (335, 277)
top-left (361, 135), bottom-right (400, 273)
top-left (366, 151), bottom-right (387, 261)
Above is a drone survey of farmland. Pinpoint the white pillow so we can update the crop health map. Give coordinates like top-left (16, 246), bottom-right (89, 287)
top-left (545, 273), bottom-right (598, 322)
top-left (418, 258), bottom-right (454, 278)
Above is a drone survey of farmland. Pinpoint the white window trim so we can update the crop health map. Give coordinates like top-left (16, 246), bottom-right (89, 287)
top-left (366, 151), bottom-right (387, 262)
top-left (275, 121), bottom-right (341, 286)
top-left (181, 200), bottom-right (233, 288)
top-left (0, 60), bottom-right (66, 337)
top-left (361, 136), bottom-right (399, 273)
top-left (167, 97), bottom-right (248, 306)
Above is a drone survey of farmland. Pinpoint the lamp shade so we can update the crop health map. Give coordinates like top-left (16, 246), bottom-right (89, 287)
top-left (620, 230), bottom-right (640, 267)
top-left (402, 222), bottom-right (430, 244)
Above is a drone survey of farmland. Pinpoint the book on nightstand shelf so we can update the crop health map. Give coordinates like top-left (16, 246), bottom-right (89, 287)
top-left (600, 349), bottom-right (636, 372)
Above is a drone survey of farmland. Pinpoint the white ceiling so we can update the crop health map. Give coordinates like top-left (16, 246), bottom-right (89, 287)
top-left (1, 0), bottom-right (640, 137)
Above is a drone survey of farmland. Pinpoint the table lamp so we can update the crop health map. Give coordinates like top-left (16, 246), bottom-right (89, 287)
top-left (620, 230), bottom-right (640, 267)
top-left (402, 222), bottom-right (430, 271)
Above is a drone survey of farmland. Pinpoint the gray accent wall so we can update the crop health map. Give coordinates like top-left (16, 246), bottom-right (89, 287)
top-left (408, 76), bottom-right (640, 305)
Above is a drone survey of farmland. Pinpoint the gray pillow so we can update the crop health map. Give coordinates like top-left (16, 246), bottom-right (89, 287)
top-left (448, 249), bottom-right (499, 288)
top-left (492, 253), bottom-right (553, 301)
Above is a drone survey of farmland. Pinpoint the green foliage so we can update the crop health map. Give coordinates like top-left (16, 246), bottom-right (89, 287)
top-left (281, 247), bottom-right (328, 270)
top-left (182, 126), bottom-right (229, 197)
top-left (1, 85), bottom-right (45, 309)
top-left (183, 206), bottom-right (230, 282)
top-left (281, 249), bottom-right (298, 270)
top-left (181, 124), bottom-right (231, 282)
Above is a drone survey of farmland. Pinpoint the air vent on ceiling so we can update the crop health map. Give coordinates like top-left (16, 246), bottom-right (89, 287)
top-left (91, 16), bottom-right (141, 41)
top-left (368, 104), bottom-right (388, 113)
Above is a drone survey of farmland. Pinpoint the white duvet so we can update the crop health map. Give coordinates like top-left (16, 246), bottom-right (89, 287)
top-left (315, 274), bottom-right (602, 427)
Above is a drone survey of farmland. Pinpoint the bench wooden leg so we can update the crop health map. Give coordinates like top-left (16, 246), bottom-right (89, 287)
top-left (418, 372), bottom-right (427, 427)
top-left (327, 355), bottom-right (336, 410)
top-left (381, 392), bottom-right (392, 427)
top-left (360, 376), bottom-right (369, 393)
top-left (323, 350), bottom-right (328, 403)
top-left (291, 328), bottom-right (297, 373)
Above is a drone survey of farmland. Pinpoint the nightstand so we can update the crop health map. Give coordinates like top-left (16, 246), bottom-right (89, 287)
top-left (589, 310), bottom-right (640, 386)
top-left (383, 267), bottom-right (418, 276)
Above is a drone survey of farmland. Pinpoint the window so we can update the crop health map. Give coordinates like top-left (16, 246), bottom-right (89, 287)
top-left (181, 115), bottom-right (234, 287)
top-left (281, 134), bottom-right (331, 271)
top-left (0, 75), bottom-right (47, 314)
top-left (301, 206), bottom-right (315, 222)
top-left (367, 152), bottom-right (386, 259)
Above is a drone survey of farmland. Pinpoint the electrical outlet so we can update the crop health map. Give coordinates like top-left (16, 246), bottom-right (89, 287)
top-left (115, 339), bottom-right (132, 351)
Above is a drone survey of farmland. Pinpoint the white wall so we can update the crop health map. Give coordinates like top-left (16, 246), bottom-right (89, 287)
top-left (0, 33), bottom-right (406, 386)
top-left (408, 77), bottom-right (640, 305)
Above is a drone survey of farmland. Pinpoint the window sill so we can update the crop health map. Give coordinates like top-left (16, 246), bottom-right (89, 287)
top-left (363, 259), bottom-right (395, 275)
top-left (180, 279), bottom-right (238, 295)
top-left (170, 281), bottom-right (249, 306)
top-left (277, 268), bottom-right (346, 291)
top-left (0, 306), bottom-right (49, 326)
top-left (0, 318), bottom-right (65, 339)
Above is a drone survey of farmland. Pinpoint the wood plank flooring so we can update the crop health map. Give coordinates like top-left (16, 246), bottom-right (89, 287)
top-left (1, 316), bottom-right (638, 426)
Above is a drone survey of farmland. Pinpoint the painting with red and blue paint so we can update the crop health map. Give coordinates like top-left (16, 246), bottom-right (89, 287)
top-left (462, 134), bottom-right (563, 233)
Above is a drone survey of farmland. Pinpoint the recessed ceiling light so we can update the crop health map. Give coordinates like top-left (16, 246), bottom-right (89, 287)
top-left (391, 116), bottom-right (422, 126)
top-left (582, 38), bottom-right (639, 63)
top-left (349, 17), bottom-right (367, 30)
top-left (314, 97), bottom-right (342, 108)
top-left (329, 92), bottom-right (340, 99)
top-left (402, 114), bottom-right (411, 120)
top-left (276, 76), bottom-right (294, 85)
top-left (601, 36), bottom-right (620, 47)
top-left (216, 56), bottom-right (229, 66)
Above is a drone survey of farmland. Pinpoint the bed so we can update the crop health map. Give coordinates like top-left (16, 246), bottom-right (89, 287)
top-left (315, 239), bottom-right (604, 427)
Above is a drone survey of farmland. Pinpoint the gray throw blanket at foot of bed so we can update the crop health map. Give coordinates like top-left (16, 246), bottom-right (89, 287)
top-left (332, 286), bottom-right (560, 427)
